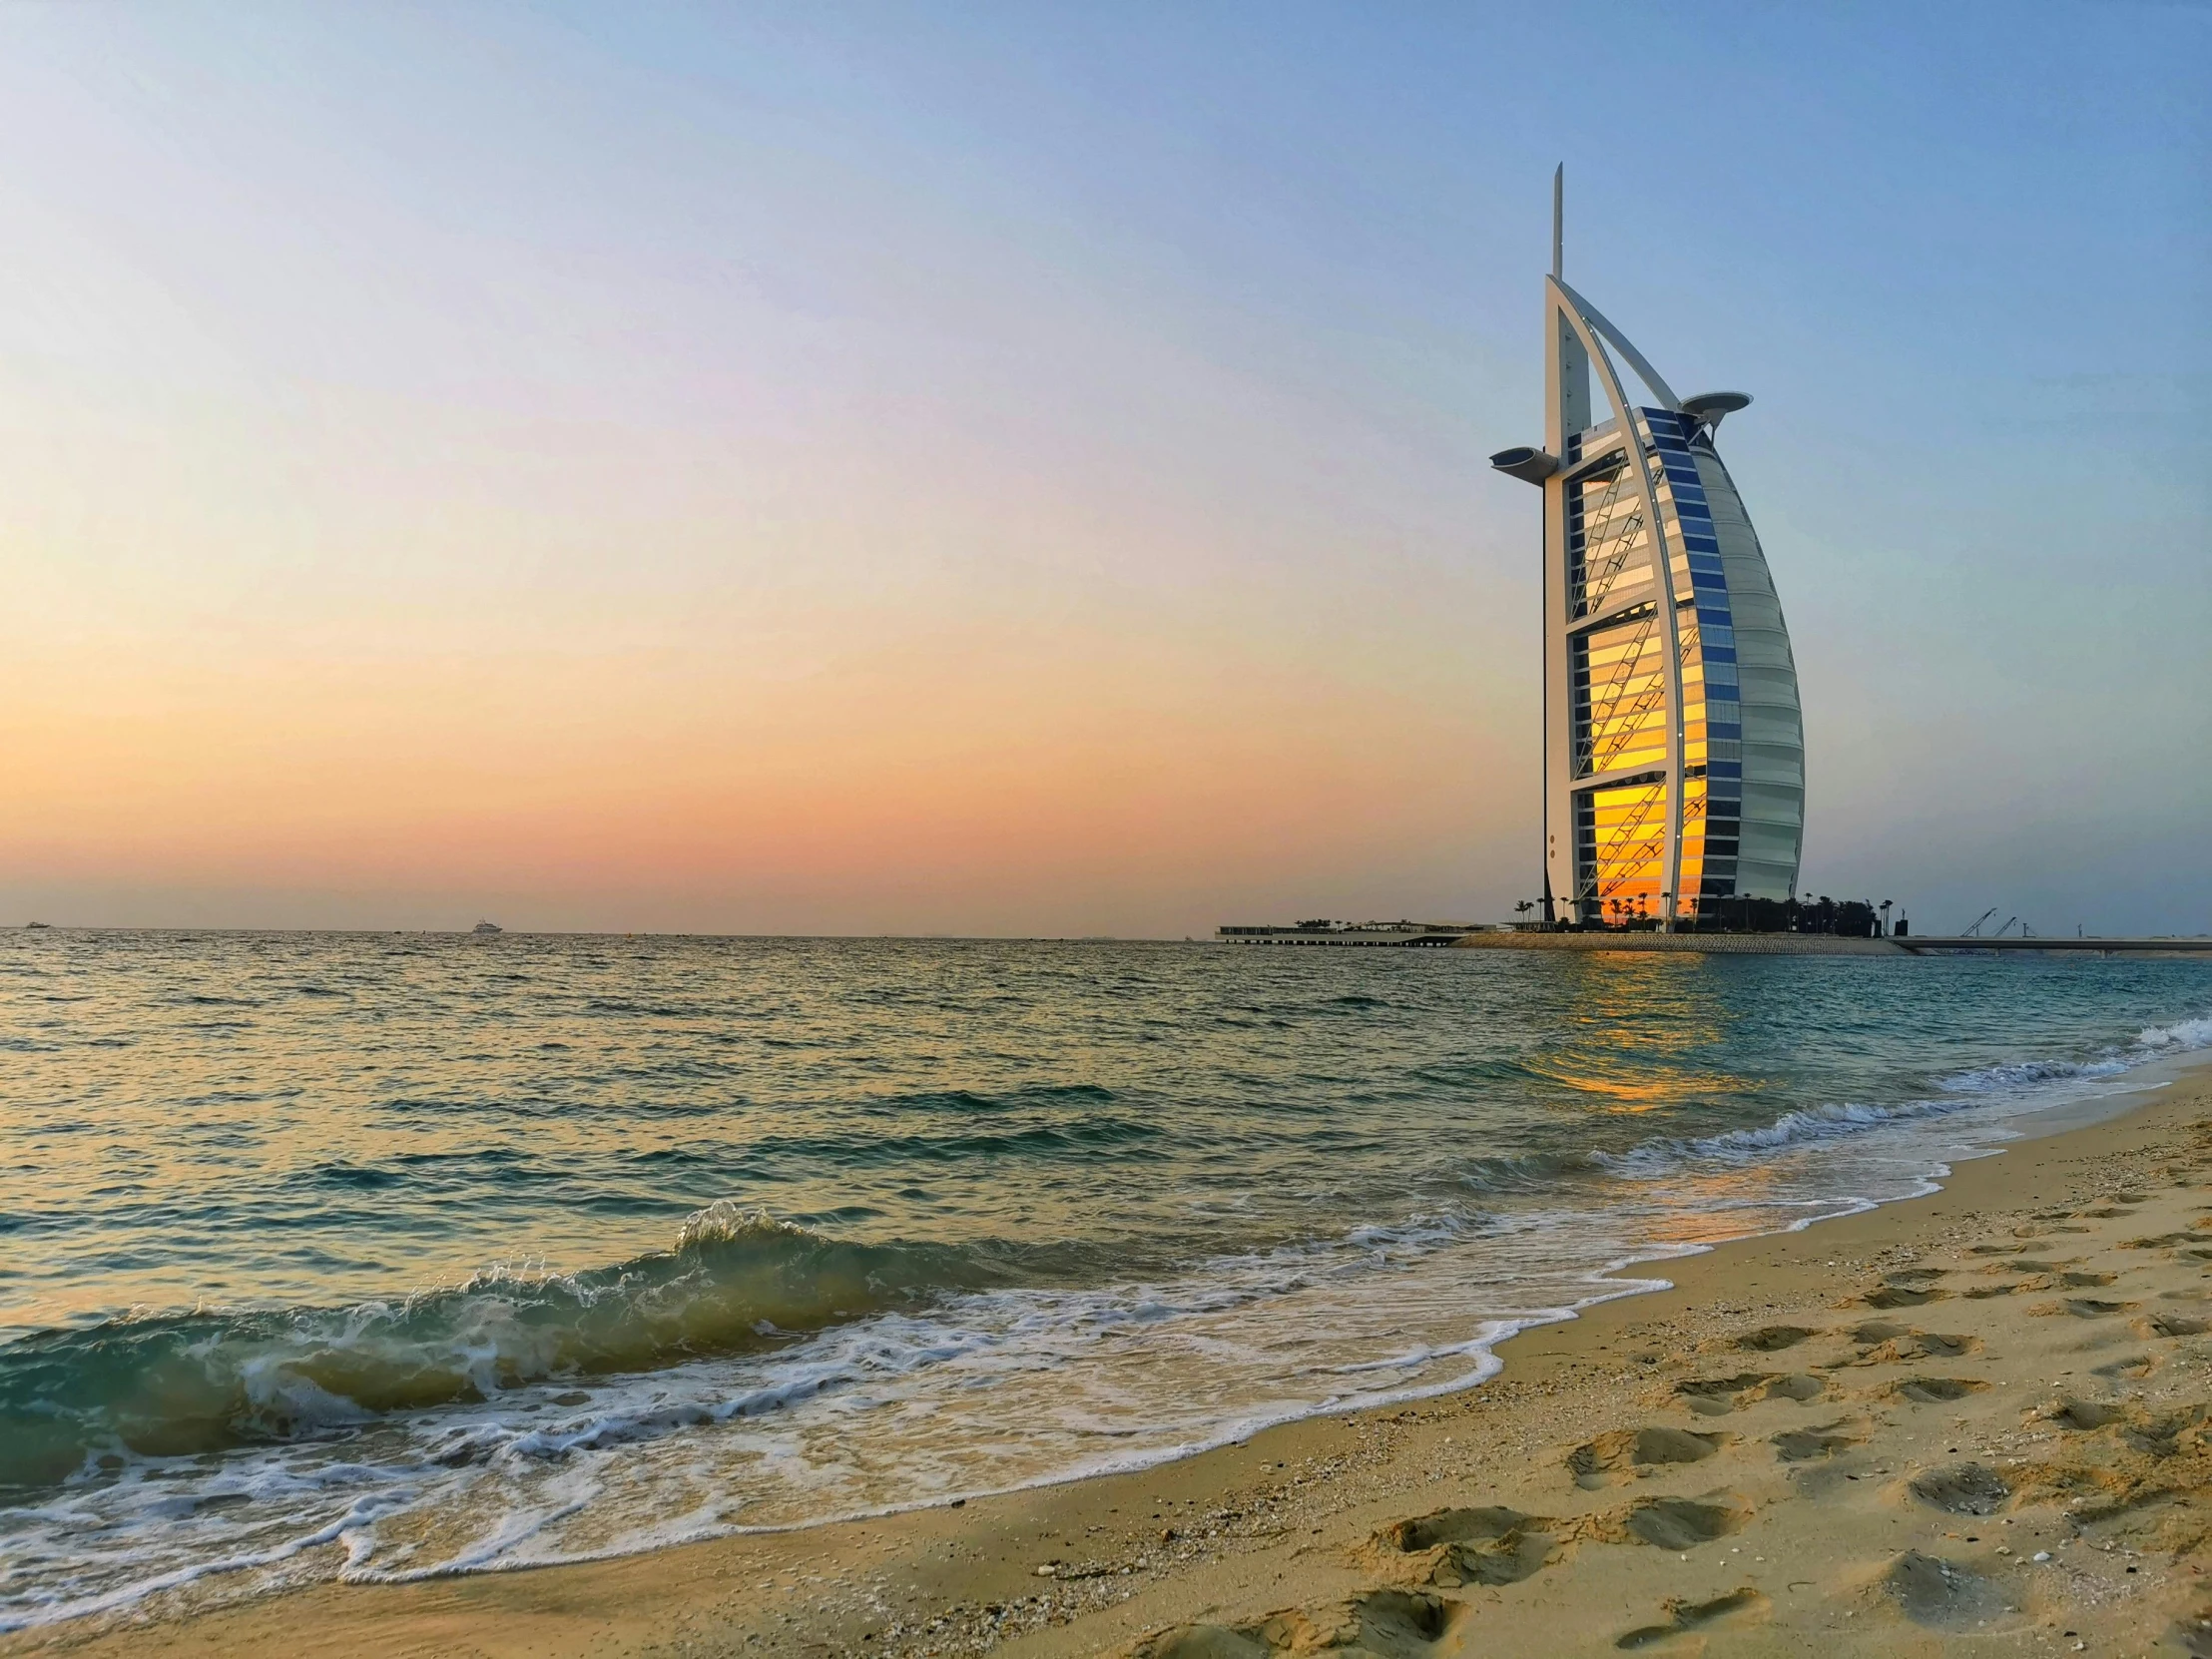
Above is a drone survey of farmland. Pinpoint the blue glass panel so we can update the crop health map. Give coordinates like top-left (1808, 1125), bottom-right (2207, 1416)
top-left (1707, 723), bottom-right (1742, 740)
top-left (1708, 762), bottom-right (1743, 779)
top-left (1700, 646), bottom-right (1737, 663)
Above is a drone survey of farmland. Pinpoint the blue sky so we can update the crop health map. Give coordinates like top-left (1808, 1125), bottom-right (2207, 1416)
top-left (0, 3), bottom-right (2205, 933)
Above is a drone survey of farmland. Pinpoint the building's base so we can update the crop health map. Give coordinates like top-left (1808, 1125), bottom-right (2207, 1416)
top-left (1451, 933), bottom-right (2212, 956)
top-left (1450, 931), bottom-right (1905, 955)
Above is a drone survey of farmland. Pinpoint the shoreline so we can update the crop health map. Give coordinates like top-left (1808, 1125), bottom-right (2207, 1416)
top-left (10, 1057), bottom-right (2212, 1657)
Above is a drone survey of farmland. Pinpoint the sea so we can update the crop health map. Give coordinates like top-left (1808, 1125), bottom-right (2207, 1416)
top-left (2, 928), bottom-right (2208, 1629)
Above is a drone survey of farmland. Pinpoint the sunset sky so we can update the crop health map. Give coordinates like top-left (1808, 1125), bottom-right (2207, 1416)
top-left (3, 3), bottom-right (2206, 936)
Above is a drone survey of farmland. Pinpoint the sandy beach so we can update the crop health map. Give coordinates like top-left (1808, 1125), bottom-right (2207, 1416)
top-left (12, 1057), bottom-right (2212, 1659)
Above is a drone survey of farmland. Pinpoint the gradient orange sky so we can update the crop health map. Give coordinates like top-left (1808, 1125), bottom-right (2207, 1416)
top-left (3, 6), bottom-right (2206, 935)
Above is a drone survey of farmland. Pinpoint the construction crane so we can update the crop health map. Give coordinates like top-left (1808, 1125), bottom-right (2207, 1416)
top-left (1959, 908), bottom-right (1998, 937)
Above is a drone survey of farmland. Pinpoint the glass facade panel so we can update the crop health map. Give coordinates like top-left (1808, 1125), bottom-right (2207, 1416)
top-left (1565, 451), bottom-right (1647, 621)
top-left (1571, 608), bottom-right (1668, 779)
top-left (1573, 775), bottom-right (1669, 916)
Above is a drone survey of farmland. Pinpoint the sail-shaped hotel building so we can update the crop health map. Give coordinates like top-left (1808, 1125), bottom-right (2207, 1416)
top-left (1490, 175), bottom-right (1804, 927)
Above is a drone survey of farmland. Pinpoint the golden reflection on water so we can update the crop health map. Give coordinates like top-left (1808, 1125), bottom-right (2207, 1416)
top-left (1527, 953), bottom-right (1757, 1114)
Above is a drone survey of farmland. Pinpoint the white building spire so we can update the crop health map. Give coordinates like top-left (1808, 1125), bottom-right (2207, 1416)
top-left (1552, 164), bottom-right (1563, 281)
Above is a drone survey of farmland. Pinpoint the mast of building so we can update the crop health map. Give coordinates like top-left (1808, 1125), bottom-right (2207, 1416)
top-left (1552, 163), bottom-right (1563, 283)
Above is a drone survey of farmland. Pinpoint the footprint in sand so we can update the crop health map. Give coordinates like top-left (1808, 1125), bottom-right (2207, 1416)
top-left (1883, 1550), bottom-right (2018, 1630)
top-left (2166, 1605), bottom-right (2212, 1657)
top-left (2029, 1297), bottom-right (2137, 1319)
top-left (1129, 1587), bottom-right (1457, 1659)
top-left (2121, 1407), bottom-right (2210, 1458)
top-left (1376, 1505), bottom-right (1561, 1587)
top-left (1992, 1271), bottom-right (2118, 1299)
top-left (2046, 1397), bottom-right (2129, 1430)
top-left (1772, 1419), bottom-right (1865, 1462)
top-left (1568, 1427), bottom-right (1731, 1489)
top-left (1676, 1373), bottom-right (1775, 1414)
top-left (1863, 1284), bottom-right (1948, 1310)
top-left (1370, 1490), bottom-right (1751, 1592)
top-left (1885, 1376), bottom-right (1990, 1403)
top-left (1675, 1373), bottom-right (1822, 1415)
top-left (1610, 1494), bottom-right (1753, 1550)
top-left (1908, 1461), bottom-right (2012, 1515)
top-left (2134, 1311), bottom-right (2209, 1339)
top-left (1613, 1586), bottom-right (1770, 1651)
top-left (1855, 1330), bottom-right (1983, 1365)
top-left (1849, 1320), bottom-right (1913, 1344)
top-left (1734, 1325), bottom-right (1819, 1353)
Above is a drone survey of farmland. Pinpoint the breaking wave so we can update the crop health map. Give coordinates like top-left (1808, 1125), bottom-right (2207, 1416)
top-left (0, 1206), bottom-right (1039, 1491)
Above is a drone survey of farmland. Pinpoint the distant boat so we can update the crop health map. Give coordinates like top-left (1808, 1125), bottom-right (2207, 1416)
top-left (24, 920), bottom-right (51, 929)
top-left (471, 920), bottom-right (503, 935)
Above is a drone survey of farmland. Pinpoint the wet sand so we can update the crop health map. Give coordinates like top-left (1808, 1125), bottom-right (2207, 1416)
top-left (12, 1058), bottom-right (2212, 1658)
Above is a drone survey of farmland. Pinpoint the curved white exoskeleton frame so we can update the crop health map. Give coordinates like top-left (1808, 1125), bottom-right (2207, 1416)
top-left (1506, 188), bottom-right (1804, 927)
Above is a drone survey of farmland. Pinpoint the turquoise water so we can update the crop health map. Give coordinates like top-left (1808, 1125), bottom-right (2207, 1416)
top-left (2, 929), bottom-right (2207, 1626)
